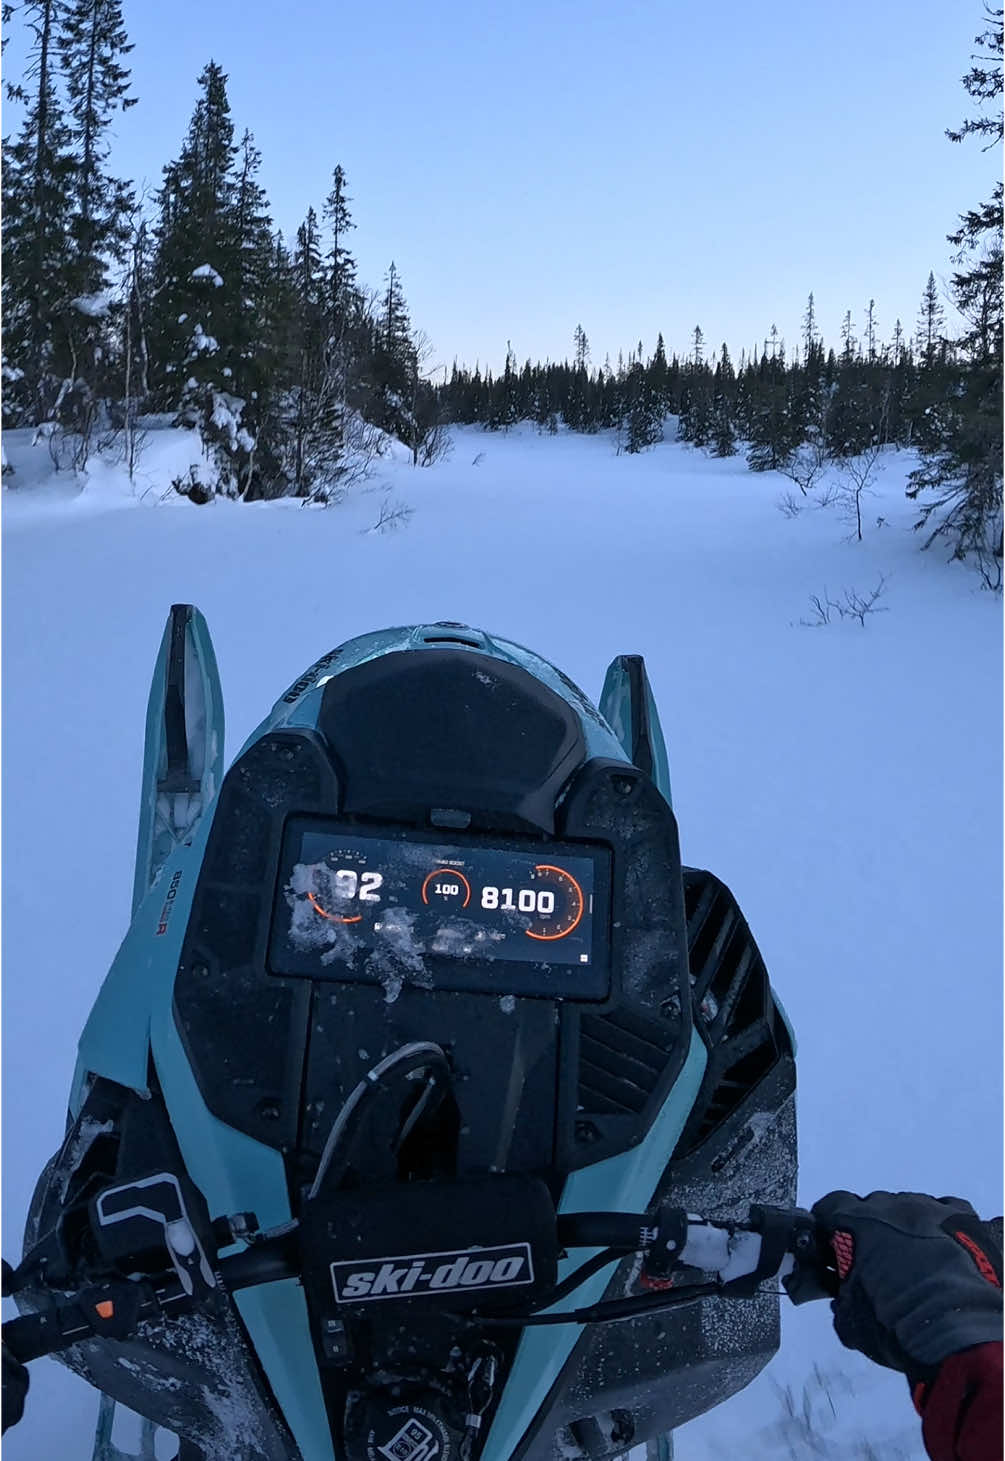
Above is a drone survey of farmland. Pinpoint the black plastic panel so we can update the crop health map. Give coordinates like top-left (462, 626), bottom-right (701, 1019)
top-left (173, 730), bottom-right (339, 1153)
top-left (556, 759), bottom-right (692, 1169)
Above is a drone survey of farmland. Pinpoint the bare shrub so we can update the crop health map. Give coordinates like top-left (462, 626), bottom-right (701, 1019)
top-left (416, 419), bottom-right (453, 467)
top-left (363, 496), bottom-right (414, 534)
top-left (780, 437), bottom-right (831, 495)
top-left (777, 490), bottom-right (803, 519)
top-left (813, 479), bottom-right (844, 512)
top-left (798, 576), bottom-right (890, 628)
top-left (835, 443), bottom-right (888, 542)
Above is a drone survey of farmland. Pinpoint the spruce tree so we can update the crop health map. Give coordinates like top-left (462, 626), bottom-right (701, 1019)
top-left (228, 129), bottom-right (282, 495)
top-left (149, 62), bottom-right (262, 496)
top-left (58, 0), bottom-right (136, 284)
top-left (746, 349), bottom-right (799, 470)
top-left (573, 324), bottom-right (590, 370)
top-left (648, 332), bottom-right (670, 417)
top-left (50, 0), bottom-right (137, 438)
top-left (623, 358), bottom-right (662, 452)
top-left (1, 0), bottom-right (78, 425)
top-left (711, 345), bottom-right (737, 456)
top-left (279, 208), bottom-right (347, 499)
top-left (915, 272), bottom-right (945, 368)
top-left (323, 164), bottom-right (357, 320)
top-left (907, 8), bottom-right (1003, 582)
top-left (363, 261), bottom-right (415, 439)
top-left (802, 292), bottom-right (818, 362)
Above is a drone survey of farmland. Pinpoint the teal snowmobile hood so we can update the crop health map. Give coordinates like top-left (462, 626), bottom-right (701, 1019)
top-left (33, 613), bottom-right (795, 1461)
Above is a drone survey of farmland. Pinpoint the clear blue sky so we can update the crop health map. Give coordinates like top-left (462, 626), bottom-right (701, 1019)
top-left (5, 0), bottom-right (999, 373)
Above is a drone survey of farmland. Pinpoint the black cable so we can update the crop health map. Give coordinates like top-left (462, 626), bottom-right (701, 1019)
top-left (521, 1247), bottom-right (626, 1312)
top-left (477, 1280), bottom-right (723, 1327)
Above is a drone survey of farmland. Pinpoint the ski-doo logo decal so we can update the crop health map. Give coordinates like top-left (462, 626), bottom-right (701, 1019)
top-left (377, 1417), bottom-right (439, 1461)
top-left (282, 648), bottom-right (341, 704)
top-left (155, 869), bottom-right (183, 936)
top-left (331, 1242), bottom-right (534, 1303)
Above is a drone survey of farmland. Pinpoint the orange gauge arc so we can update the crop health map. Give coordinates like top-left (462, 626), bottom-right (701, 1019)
top-left (421, 868), bottom-right (472, 908)
top-left (307, 891), bottom-right (362, 925)
top-left (525, 864), bottom-right (585, 940)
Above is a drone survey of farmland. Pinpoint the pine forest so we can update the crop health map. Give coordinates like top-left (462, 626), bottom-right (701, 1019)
top-left (2, 2), bottom-right (1002, 585)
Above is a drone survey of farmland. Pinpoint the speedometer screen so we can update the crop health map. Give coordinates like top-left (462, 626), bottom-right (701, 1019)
top-left (269, 819), bottom-right (610, 997)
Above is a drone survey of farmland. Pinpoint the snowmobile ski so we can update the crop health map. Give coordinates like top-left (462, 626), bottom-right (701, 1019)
top-left (599, 653), bottom-right (672, 805)
top-left (131, 603), bottom-right (224, 915)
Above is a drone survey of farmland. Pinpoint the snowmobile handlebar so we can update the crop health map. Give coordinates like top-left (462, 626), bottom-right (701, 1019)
top-left (2, 1201), bottom-right (833, 1364)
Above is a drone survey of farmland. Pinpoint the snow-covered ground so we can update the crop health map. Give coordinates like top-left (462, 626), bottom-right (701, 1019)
top-left (2, 422), bottom-right (1001, 1460)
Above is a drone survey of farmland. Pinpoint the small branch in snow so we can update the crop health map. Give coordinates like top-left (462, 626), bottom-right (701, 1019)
top-left (362, 497), bottom-right (414, 534)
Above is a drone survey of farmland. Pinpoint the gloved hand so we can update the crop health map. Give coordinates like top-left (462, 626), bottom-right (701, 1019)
top-left (2, 1339), bottom-right (29, 1433)
top-left (812, 1190), bottom-right (1003, 1384)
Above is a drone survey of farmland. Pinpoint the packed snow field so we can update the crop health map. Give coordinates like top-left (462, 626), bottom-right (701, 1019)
top-left (3, 422), bottom-right (1001, 1460)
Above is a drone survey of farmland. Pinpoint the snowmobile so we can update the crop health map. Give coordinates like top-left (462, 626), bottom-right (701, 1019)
top-left (4, 612), bottom-right (831, 1461)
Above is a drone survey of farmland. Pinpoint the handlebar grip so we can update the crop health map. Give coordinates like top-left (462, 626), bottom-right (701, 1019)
top-left (3, 1310), bottom-right (78, 1364)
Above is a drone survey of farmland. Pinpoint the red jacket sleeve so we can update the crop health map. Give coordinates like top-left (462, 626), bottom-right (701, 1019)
top-left (918, 1342), bottom-right (1003, 1461)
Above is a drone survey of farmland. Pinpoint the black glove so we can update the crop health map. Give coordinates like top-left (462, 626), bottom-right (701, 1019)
top-left (2, 1339), bottom-right (29, 1433)
top-left (812, 1190), bottom-right (1003, 1384)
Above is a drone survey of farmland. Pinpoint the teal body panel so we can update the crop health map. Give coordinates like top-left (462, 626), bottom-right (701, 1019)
top-left (235, 1286), bottom-right (335, 1461)
top-left (480, 1029), bottom-right (708, 1461)
top-left (72, 821), bottom-right (212, 1113)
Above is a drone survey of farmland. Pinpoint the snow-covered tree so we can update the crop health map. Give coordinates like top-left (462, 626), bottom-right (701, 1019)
top-left (149, 62), bottom-right (238, 411)
top-left (150, 63), bottom-right (274, 497)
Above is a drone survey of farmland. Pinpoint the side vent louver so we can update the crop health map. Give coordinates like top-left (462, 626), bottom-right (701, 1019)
top-left (675, 868), bottom-right (792, 1158)
top-left (577, 1008), bottom-right (675, 1116)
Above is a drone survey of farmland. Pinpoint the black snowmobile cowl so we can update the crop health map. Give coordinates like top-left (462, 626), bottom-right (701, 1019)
top-left (16, 612), bottom-right (798, 1461)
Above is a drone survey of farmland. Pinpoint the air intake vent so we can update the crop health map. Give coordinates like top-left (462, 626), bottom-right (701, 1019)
top-left (578, 1008), bottom-right (675, 1116)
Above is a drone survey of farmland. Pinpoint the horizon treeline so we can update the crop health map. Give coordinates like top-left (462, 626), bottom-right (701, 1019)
top-left (1, 0), bottom-right (1001, 580)
top-left (437, 288), bottom-right (964, 464)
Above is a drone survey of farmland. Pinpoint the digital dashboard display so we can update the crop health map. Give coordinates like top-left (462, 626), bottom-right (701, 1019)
top-left (269, 820), bottom-right (610, 998)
